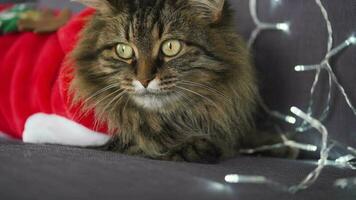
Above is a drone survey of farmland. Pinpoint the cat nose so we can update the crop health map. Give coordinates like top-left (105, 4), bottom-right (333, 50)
top-left (139, 78), bottom-right (153, 88)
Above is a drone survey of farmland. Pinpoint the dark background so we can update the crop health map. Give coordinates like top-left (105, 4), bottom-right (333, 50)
top-left (230, 0), bottom-right (356, 152)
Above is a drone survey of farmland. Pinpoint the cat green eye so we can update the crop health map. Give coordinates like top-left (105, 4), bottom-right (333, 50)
top-left (161, 40), bottom-right (182, 57)
top-left (115, 43), bottom-right (134, 59)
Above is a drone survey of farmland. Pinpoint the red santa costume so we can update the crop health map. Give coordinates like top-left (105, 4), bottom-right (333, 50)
top-left (0, 7), bottom-right (111, 146)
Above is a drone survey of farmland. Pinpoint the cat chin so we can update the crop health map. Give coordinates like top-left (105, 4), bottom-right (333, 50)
top-left (132, 95), bottom-right (166, 109)
top-left (132, 94), bottom-right (178, 110)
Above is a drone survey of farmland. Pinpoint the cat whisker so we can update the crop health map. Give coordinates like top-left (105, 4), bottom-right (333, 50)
top-left (159, 78), bottom-right (179, 85)
top-left (161, 75), bottom-right (178, 80)
top-left (74, 88), bottom-right (124, 123)
top-left (175, 90), bottom-right (196, 106)
top-left (83, 83), bottom-right (120, 104)
top-left (94, 91), bottom-right (127, 131)
top-left (102, 91), bottom-right (127, 113)
top-left (180, 80), bottom-right (225, 95)
top-left (92, 89), bottom-right (126, 130)
top-left (71, 84), bottom-right (120, 122)
top-left (122, 98), bottom-right (130, 114)
top-left (93, 88), bottom-right (125, 108)
top-left (179, 80), bottom-right (232, 104)
top-left (113, 92), bottom-right (128, 110)
top-left (99, 93), bottom-right (128, 131)
top-left (160, 85), bottom-right (176, 90)
top-left (175, 86), bottom-right (220, 109)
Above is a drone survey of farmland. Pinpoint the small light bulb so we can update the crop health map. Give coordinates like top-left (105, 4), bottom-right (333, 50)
top-left (290, 106), bottom-right (302, 116)
top-left (295, 64), bottom-right (324, 72)
top-left (271, 0), bottom-right (282, 9)
top-left (307, 145), bottom-right (318, 152)
top-left (225, 174), bottom-right (267, 184)
top-left (284, 140), bottom-right (318, 152)
top-left (225, 174), bottom-right (239, 183)
top-left (335, 154), bottom-right (355, 164)
top-left (294, 65), bottom-right (305, 72)
top-left (285, 116), bottom-right (297, 124)
top-left (276, 22), bottom-right (290, 32)
top-left (348, 35), bottom-right (356, 44)
top-left (348, 146), bottom-right (356, 154)
top-left (334, 178), bottom-right (356, 189)
top-left (300, 144), bottom-right (318, 152)
top-left (272, 0), bottom-right (282, 5)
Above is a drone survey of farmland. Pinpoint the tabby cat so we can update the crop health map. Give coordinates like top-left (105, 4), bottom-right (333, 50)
top-left (71, 0), bottom-right (288, 163)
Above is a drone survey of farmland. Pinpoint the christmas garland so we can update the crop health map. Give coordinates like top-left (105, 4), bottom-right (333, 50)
top-left (0, 3), bottom-right (71, 34)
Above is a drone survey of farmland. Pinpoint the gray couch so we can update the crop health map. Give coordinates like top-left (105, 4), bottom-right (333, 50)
top-left (1, 0), bottom-right (356, 199)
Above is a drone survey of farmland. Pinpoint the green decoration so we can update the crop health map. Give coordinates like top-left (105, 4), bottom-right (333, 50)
top-left (0, 4), bottom-right (32, 34)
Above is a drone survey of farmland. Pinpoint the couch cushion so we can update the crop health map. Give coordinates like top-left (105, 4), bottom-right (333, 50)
top-left (0, 139), bottom-right (355, 200)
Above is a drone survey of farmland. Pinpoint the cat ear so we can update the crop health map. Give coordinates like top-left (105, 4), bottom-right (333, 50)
top-left (189, 0), bottom-right (225, 23)
top-left (71, 0), bottom-right (114, 13)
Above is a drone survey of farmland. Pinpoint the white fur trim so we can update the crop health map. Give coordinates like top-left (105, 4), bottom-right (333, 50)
top-left (23, 113), bottom-right (111, 147)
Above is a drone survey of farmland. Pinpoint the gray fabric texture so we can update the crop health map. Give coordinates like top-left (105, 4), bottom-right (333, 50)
top-left (0, 138), bottom-right (355, 200)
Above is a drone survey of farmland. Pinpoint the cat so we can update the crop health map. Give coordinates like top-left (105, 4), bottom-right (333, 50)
top-left (70, 0), bottom-right (293, 163)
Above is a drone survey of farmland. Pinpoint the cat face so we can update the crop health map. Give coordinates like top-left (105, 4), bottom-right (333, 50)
top-left (72, 0), bottom-right (239, 112)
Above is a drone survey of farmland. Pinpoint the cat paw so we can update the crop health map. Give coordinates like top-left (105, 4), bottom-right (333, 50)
top-left (162, 136), bottom-right (222, 163)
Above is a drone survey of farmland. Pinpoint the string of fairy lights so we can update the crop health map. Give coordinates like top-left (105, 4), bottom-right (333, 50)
top-left (225, 0), bottom-right (356, 193)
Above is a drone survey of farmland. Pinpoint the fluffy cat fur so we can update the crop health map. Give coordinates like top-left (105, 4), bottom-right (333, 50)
top-left (70, 0), bottom-right (290, 163)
